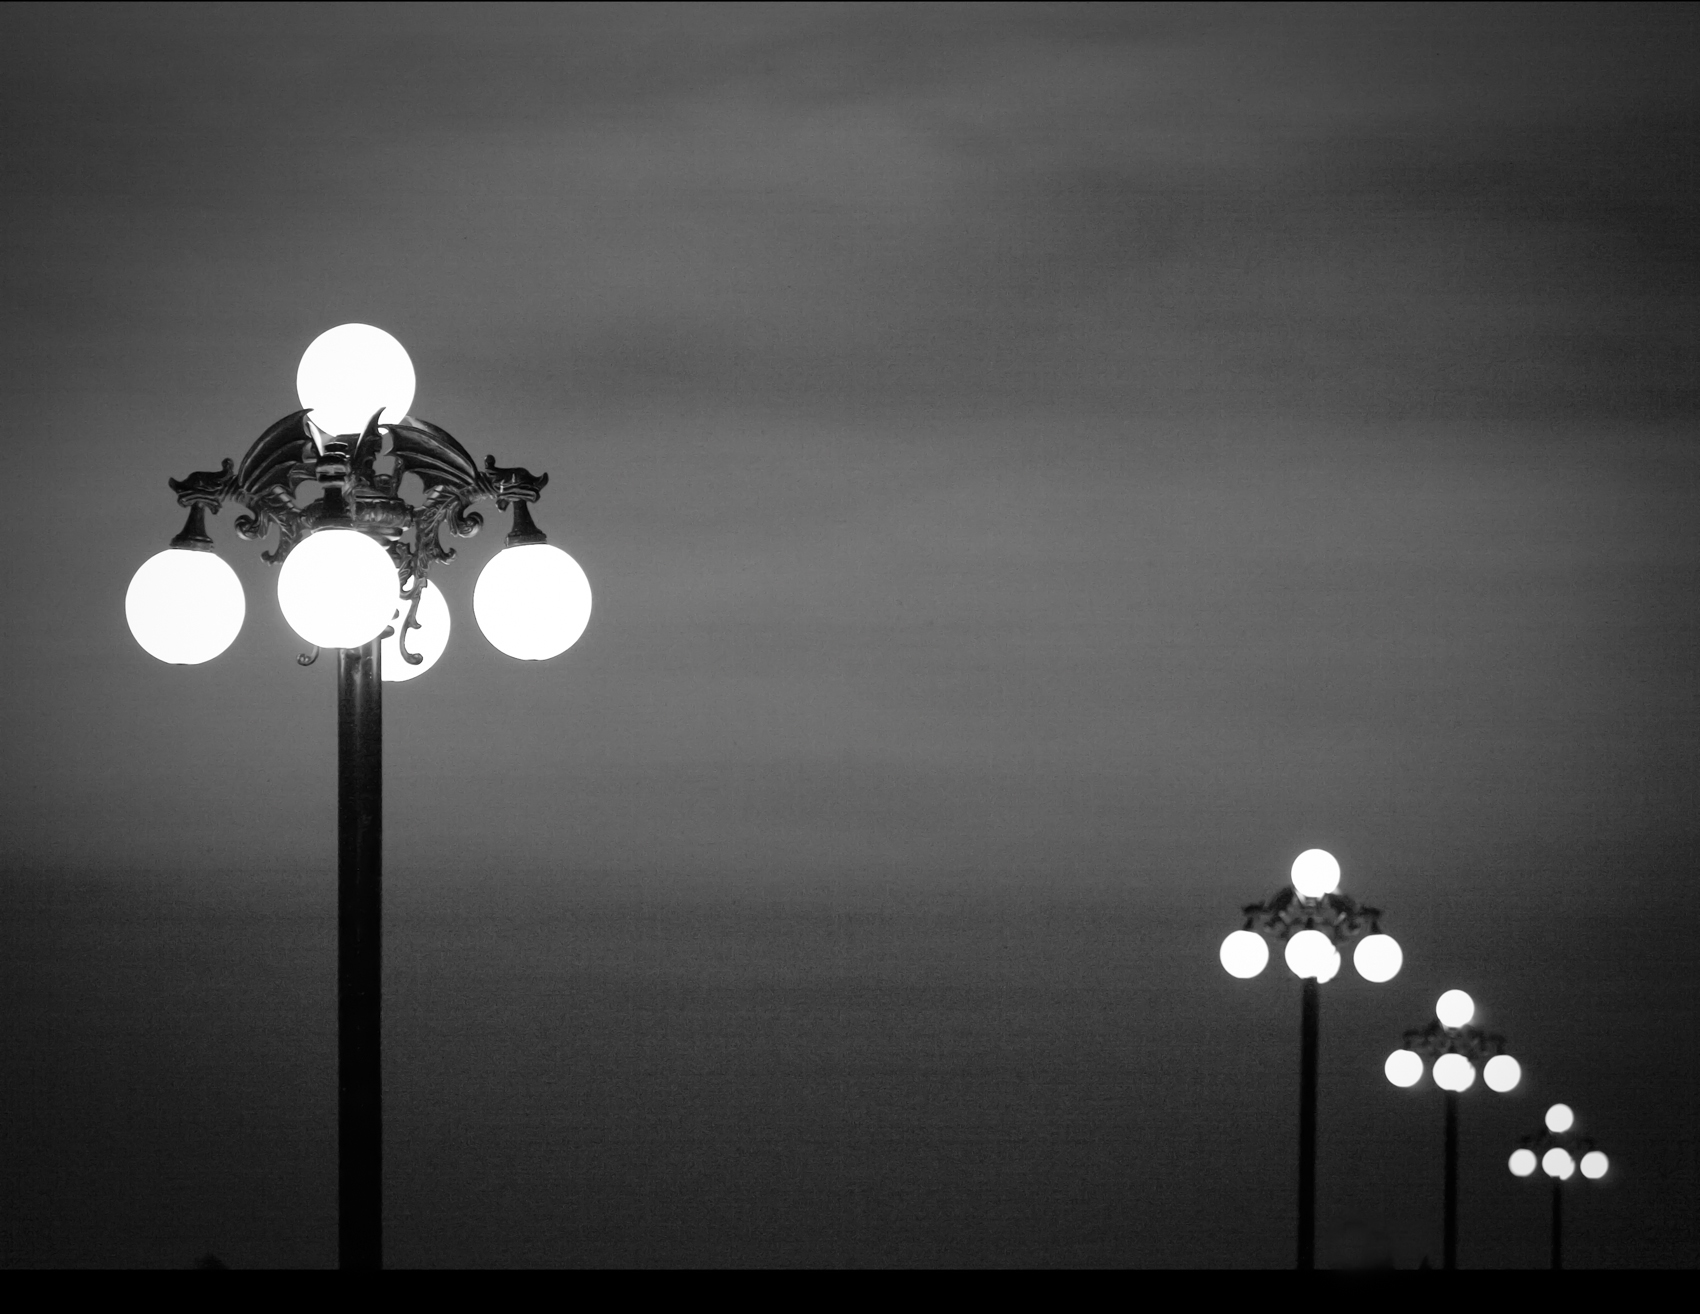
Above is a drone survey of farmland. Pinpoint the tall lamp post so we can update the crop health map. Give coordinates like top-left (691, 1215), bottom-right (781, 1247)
top-left (1218, 848), bottom-right (1404, 1270)
top-left (1508, 1102), bottom-right (1610, 1270)
top-left (123, 324), bottom-right (593, 1269)
top-left (1383, 989), bottom-right (1522, 1270)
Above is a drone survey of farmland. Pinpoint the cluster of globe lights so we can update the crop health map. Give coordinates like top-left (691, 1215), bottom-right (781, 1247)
top-left (124, 326), bottom-right (592, 672)
top-left (1381, 990), bottom-right (1523, 1093)
top-left (1507, 1105), bottom-right (1609, 1181)
top-left (1218, 849), bottom-right (1404, 983)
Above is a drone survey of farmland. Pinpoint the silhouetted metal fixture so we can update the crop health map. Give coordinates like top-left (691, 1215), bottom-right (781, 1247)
top-left (124, 325), bottom-right (593, 1270)
top-left (1383, 990), bottom-right (1521, 1270)
top-left (1508, 1103), bottom-right (1610, 1269)
top-left (1218, 849), bottom-right (1403, 1270)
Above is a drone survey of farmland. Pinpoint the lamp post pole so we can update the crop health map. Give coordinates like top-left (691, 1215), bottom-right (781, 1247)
top-left (1218, 849), bottom-right (1403, 1270)
top-left (1551, 1179), bottom-right (1562, 1270)
top-left (1384, 990), bottom-right (1521, 1271)
top-left (337, 639), bottom-right (384, 1270)
top-left (1297, 976), bottom-right (1318, 1269)
top-left (124, 325), bottom-right (595, 1269)
top-left (1443, 1090), bottom-right (1459, 1270)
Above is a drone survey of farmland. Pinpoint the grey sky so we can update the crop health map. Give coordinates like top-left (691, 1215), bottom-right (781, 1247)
top-left (1, 2), bottom-right (1694, 1268)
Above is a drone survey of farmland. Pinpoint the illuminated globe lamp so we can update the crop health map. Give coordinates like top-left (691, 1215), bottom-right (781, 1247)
top-left (1384, 989), bottom-right (1521, 1270)
top-left (122, 325), bottom-right (593, 1271)
top-left (1510, 1103), bottom-right (1612, 1269)
top-left (1215, 847), bottom-right (1403, 1270)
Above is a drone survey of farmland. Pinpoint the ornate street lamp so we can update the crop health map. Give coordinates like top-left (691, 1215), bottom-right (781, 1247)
top-left (123, 324), bottom-right (593, 1269)
top-left (1508, 1102), bottom-right (1610, 1269)
top-left (1383, 989), bottom-right (1521, 1270)
top-left (1218, 848), bottom-right (1403, 1269)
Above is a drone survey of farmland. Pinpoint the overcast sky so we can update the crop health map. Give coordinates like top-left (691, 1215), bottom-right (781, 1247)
top-left (1, 2), bottom-right (1695, 1268)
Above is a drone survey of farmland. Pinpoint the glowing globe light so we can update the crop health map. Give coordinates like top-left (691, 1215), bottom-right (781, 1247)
top-left (1432, 1053), bottom-right (1476, 1092)
top-left (1290, 848), bottom-right (1341, 899)
top-left (1545, 1103), bottom-right (1575, 1134)
top-left (1580, 1151), bottom-right (1608, 1180)
top-left (1384, 1049), bottom-right (1424, 1088)
top-left (297, 323), bottom-right (416, 438)
top-left (276, 529), bottom-right (399, 649)
top-left (1483, 1054), bottom-right (1521, 1093)
top-left (1353, 933), bottom-right (1402, 983)
top-left (125, 549), bottom-right (246, 664)
top-left (1509, 1148), bottom-right (1538, 1178)
top-left (1219, 929), bottom-right (1269, 979)
top-left (380, 580), bottom-right (450, 683)
top-left (1435, 989), bottom-right (1475, 1029)
top-left (1284, 929), bottom-right (1340, 982)
top-left (473, 542), bottom-right (592, 661)
top-left (1542, 1147), bottom-right (1575, 1180)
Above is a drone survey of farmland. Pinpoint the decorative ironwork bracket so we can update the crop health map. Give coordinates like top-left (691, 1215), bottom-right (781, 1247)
top-left (1239, 888), bottom-right (1386, 944)
top-left (163, 410), bottom-right (552, 664)
top-left (1400, 1019), bottom-right (1510, 1063)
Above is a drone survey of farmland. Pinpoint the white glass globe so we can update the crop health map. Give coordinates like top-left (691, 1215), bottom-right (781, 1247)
top-left (1436, 989), bottom-right (1475, 1029)
top-left (1290, 849), bottom-right (1341, 899)
top-left (1542, 1147), bottom-right (1575, 1181)
top-left (297, 323), bottom-right (416, 437)
top-left (1219, 930), bottom-right (1270, 979)
top-left (380, 580), bottom-right (450, 682)
top-left (1384, 1049), bottom-right (1424, 1088)
top-left (1545, 1103), bottom-right (1575, 1134)
top-left (126, 549), bottom-right (245, 664)
top-left (474, 542), bottom-right (591, 661)
top-left (1509, 1148), bottom-right (1538, 1178)
top-left (1432, 1053), bottom-right (1476, 1092)
top-left (1353, 933), bottom-right (1403, 983)
top-left (276, 529), bottom-right (399, 649)
top-left (1284, 929), bottom-right (1340, 982)
top-left (1483, 1054), bottom-right (1521, 1093)
top-left (1579, 1151), bottom-right (1608, 1180)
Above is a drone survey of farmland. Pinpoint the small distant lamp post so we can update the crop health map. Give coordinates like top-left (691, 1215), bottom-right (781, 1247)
top-left (1218, 848), bottom-right (1403, 1270)
top-left (1508, 1103), bottom-right (1610, 1269)
top-left (123, 325), bottom-right (594, 1269)
top-left (1383, 990), bottom-right (1521, 1270)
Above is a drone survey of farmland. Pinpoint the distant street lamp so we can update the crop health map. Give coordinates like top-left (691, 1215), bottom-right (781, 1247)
top-left (124, 324), bottom-right (593, 1269)
top-left (1218, 848), bottom-right (1403, 1269)
top-left (1508, 1103), bottom-right (1610, 1269)
top-left (1383, 990), bottom-right (1521, 1270)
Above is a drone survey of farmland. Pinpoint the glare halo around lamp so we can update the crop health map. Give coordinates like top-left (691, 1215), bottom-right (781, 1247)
top-left (1353, 933), bottom-right (1402, 983)
top-left (297, 323), bottom-right (416, 439)
top-left (124, 324), bottom-right (589, 1271)
top-left (474, 542), bottom-right (592, 660)
top-left (1283, 929), bottom-right (1340, 982)
top-left (1219, 929), bottom-right (1269, 979)
top-left (1289, 848), bottom-right (1341, 898)
top-left (125, 548), bottom-right (245, 664)
top-left (1435, 989), bottom-right (1475, 1029)
top-left (381, 579), bottom-right (450, 682)
top-left (1215, 847), bottom-right (1401, 1270)
top-left (276, 528), bottom-right (400, 650)
top-left (1545, 1103), bottom-right (1574, 1134)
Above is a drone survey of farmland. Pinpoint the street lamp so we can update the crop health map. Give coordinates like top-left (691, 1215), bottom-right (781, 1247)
top-left (1508, 1103), bottom-right (1610, 1269)
top-left (123, 324), bottom-right (593, 1269)
top-left (1218, 848), bottom-right (1403, 1269)
top-left (1383, 989), bottom-right (1520, 1270)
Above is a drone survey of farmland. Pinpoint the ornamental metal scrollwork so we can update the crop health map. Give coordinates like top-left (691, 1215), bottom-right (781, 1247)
top-left (164, 409), bottom-right (553, 663)
top-left (1399, 1018), bottom-right (1510, 1064)
top-left (1238, 888), bottom-right (1386, 945)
